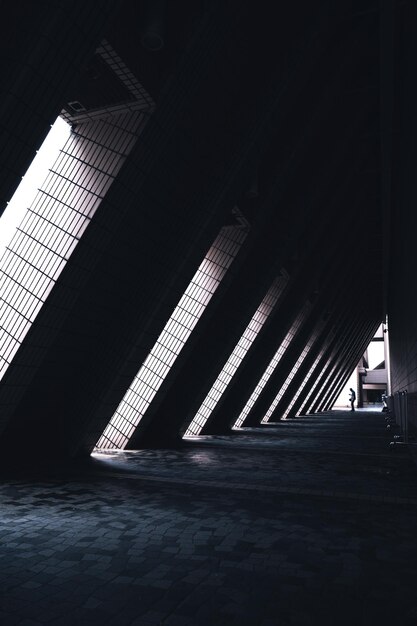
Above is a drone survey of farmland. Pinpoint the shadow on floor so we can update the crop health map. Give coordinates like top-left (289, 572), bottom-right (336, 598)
top-left (1, 410), bottom-right (416, 625)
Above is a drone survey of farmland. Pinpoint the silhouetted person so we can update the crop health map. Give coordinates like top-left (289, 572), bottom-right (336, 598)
top-left (349, 388), bottom-right (356, 411)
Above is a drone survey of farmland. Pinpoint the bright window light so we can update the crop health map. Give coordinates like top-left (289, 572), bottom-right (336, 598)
top-left (302, 336), bottom-right (342, 413)
top-left (233, 303), bottom-right (311, 428)
top-left (299, 353), bottom-right (329, 412)
top-left (0, 110), bottom-right (144, 382)
top-left (184, 274), bottom-right (288, 437)
top-left (0, 119), bottom-right (71, 379)
top-left (0, 118), bottom-right (70, 254)
top-left (281, 348), bottom-right (324, 419)
top-left (96, 225), bottom-right (248, 450)
top-left (262, 320), bottom-right (324, 422)
top-left (367, 341), bottom-right (385, 369)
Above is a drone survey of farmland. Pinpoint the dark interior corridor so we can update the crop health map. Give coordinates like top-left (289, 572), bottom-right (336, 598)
top-left (1, 2), bottom-right (417, 624)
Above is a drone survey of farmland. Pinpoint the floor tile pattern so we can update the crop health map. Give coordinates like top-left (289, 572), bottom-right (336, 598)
top-left (1, 409), bottom-right (417, 625)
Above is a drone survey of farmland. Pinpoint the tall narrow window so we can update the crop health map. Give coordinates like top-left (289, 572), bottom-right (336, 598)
top-left (299, 354), bottom-right (328, 413)
top-left (301, 352), bottom-right (339, 413)
top-left (302, 331), bottom-right (349, 413)
top-left (0, 119), bottom-right (70, 379)
top-left (0, 111), bottom-right (145, 381)
top-left (96, 224), bottom-right (248, 450)
top-left (184, 274), bottom-right (287, 437)
top-left (281, 349), bottom-right (324, 419)
top-left (233, 303), bottom-right (311, 428)
top-left (0, 119), bottom-right (70, 253)
top-left (261, 321), bottom-right (325, 422)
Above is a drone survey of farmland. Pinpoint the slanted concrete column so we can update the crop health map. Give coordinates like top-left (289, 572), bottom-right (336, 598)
top-left (0, 3), bottom-right (302, 460)
top-left (199, 190), bottom-right (364, 436)
top-left (266, 299), bottom-right (364, 421)
top-left (268, 324), bottom-right (331, 421)
top-left (128, 224), bottom-right (287, 447)
top-left (319, 316), bottom-right (379, 411)
top-left (305, 257), bottom-right (381, 415)
top-left (240, 257), bottom-right (348, 427)
top-left (266, 294), bottom-right (358, 421)
top-left (296, 308), bottom-right (357, 415)
top-left (314, 317), bottom-right (377, 412)
top-left (308, 315), bottom-right (364, 413)
top-left (198, 254), bottom-right (323, 435)
top-left (241, 304), bottom-right (323, 427)
top-left (303, 312), bottom-right (364, 413)
top-left (128, 16), bottom-right (369, 447)
top-left (297, 316), bottom-right (373, 416)
top-left (0, 2), bottom-right (347, 462)
top-left (323, 320), bottom-right (380, 410)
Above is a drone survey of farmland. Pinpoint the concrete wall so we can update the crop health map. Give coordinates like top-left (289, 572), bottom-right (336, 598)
top-left (387, 1), bottom-right (417, 429)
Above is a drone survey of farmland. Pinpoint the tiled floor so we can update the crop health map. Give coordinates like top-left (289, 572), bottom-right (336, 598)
top-left (1, 409), bottom-right (417, 625)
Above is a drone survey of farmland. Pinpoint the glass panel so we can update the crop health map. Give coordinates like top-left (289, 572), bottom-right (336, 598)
top-left (0, 111), bottom-right (144, 383)
top-left (96, 225), bottom-right (248, 450)
top-left (261, 319), bottom-right (325, 422)
top-left (233, 303), bottom-right (311, 428)
top-left (185, 274), bottom-right (288, 436)
top-left (281, 349), bottom-right (324, 419)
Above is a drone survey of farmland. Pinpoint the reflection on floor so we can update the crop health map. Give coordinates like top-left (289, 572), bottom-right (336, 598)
top-left (1, 410), bottom-right (417, 625)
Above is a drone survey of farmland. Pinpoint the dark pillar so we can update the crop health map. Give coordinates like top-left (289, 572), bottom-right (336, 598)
top-left (272, 302), bottom-right (354, 419)
top-left (324, 320), bottom-right (380, 410)
top-left (0, 0), bottom-right (120, 214)
top-left (241, 302), bottom-right (323, 427)
top-left (311, 315), bottom-right (366, 412)
top-left (0, 3), bottom-right (302, 460)
top-left (297, 309), bottom-right (359, 415)
top-left (240, 254), bottom-right (351, 427)
top-left (129, 15), bottom-right (371, 446)
top-left (265, 284), bottom-right (372, 421)
top-left (266, 321), bottom-right (335, 421)
top-left (197, 237), bottom-right (332, 436)
top-left (304, 309), bottom-right (373, 414)
top-left (321, 317), bottom-right (379, 411)
top-left (128, 229), bottom-right (287, 446)
top-left (316, 318), bottom-right (378, 412)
